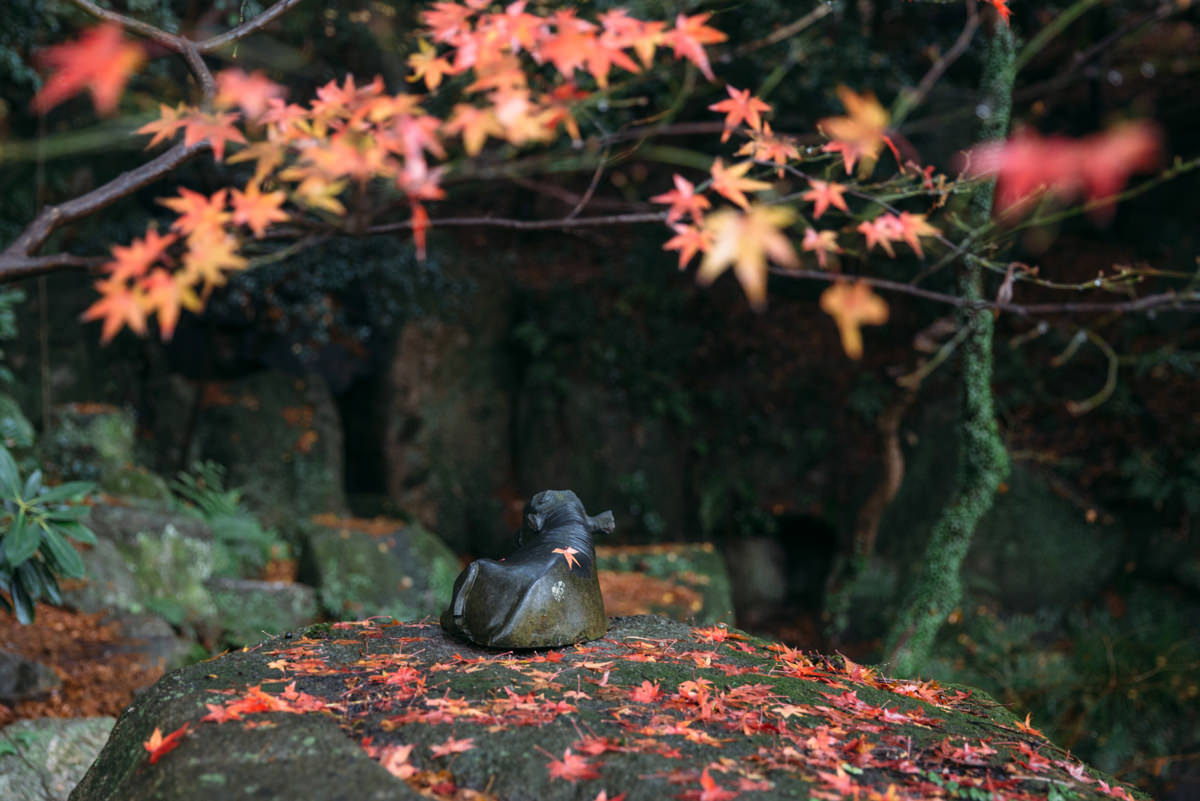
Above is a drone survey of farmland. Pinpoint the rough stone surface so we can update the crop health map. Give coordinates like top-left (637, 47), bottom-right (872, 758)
top-left (299, 516), bottom-right (460, 622)
top-left (70, 617), bottom-right (1140, 801)
top-left (0, 647), bottom-right (61, 703)
top-left (183, 371), bottom-right (347, 528)
top-left (0, 717), bottom-right (115, 801)
top-left (597, 542), bottom-right (734, 624)
top-left (206, 577), bottom-right (320, 647)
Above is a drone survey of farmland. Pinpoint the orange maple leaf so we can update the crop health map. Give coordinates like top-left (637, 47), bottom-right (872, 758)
top-left (801, 179), bottom-right (849, 219)
top-left (231, 186), bottom-right (289, 238)
top-left (106, 230), bottom-right (177, 280)
top-left (379, 743), bottom-right (416, 779)
top-left (698, 205), bottom-right (798, 311)
top-left (630, 680), bottom-right (662, 703)
top-left (709, 159), bottom-right (772, 210)
top-left (652, 174), bottom-right (711, 224)
top-left (802, 228), bottom-right (840, 269)
top-left (668, 13), bottom-right (727, 82)
top-left (735, 123), bottom-right (798, 176)
top-left (141, 268), bottom-right (200, 341)
top-left (663, 224), bottom-right (711, 270)
top-left (408, 39), bottom-right (456, 90)
top-left (989, 1), bottom-right (1012, 24)
top-left (32, 23), bottom-right (145, 115)
top-left (81, 278), bottom-right (147, 344)
top-left (160, 188), bottom-right (231, 237)
top-left (819, 280), bottom-right (889, 360)
top-left (709, 85), bottom-right (771, 142)
top-left (445, 104), bottom-right (504, 156)
top-left (137, 103), bottom-right (189, 148)
top-left (180, 110), bottom-right (247, 161)
top-left (698, 767), bottom-right (739, 801)
top-left (818, 86), bottom-right (899, 176)
top-left (553, 546), bottom-right (582, 570)
top-left (143, 722), bottom-right (190, 765)
top-left (430, 736), bottom-right (475, 757)
top-left (548, 748), bottom-right (601, 782)
top-left (180, 231), bottom-right (248, 296)
top-left (215, 69), bottom-right (286, 121)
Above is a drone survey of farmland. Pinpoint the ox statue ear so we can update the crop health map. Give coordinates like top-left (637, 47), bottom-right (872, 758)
top-left (589, 510), bottom-right (615, 535)
top-left (526, 512), bottom-right (544, 533)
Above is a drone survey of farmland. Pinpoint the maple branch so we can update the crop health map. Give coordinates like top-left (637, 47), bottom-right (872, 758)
top-left (0, 254), bottom-right (105, 280)
top-left (0, 141), bottom-right (209, 283)
top-left (365, 211), bottom-right (668, 234)
top-left (195, 0), bottom-right (306, 53)
top-left (891, 0), bottom-right (980, 127)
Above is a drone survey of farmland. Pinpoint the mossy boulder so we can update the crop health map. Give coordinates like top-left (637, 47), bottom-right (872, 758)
top-left (206, 577), bottom-right (320, 648)
top-left (38, 405), bottom-right (172, 503)
top-left (183, 371), bottom-right (347, 528)
top-left (1, 717), bottom-right (115, 801)
top-left (299, 515), bottom-right (460, 622)
top-left (597, 542), bottom-right (733, 624)
top-left (70, 616), bottom-right (1143, 801)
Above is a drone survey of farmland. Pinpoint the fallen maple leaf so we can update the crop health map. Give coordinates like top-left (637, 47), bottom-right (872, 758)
top-left (143, 722), bottom-right (190, 765)
top-left (548, 748), bottom-right (601, 782)
top-left (630, 680), bottom-right (663, 703)
top-left (819, 280), bottom-right (889, 360)
top-left (698, 205), bottom-right (799, 311)
top-left (697, 766), bottom-right (739, 801)
top-left (379, 743), bottom-right (416, 778)
top-left (430, 735), bottom-right (475, 757)
top-left (553, 546), bottom-right (583, 570)
top-left (33, 23), bottom-right (145, 115)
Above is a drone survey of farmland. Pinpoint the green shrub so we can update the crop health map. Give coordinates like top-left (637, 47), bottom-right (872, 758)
top-left (0, 443), bottom-right (96, 622)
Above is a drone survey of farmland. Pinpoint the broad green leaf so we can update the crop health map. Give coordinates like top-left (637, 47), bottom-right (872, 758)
top-left (44, 506), bottom-right (90, 523)
top-left (41, 526), bottom-right (85, 578)
top-left (36, 481), bottom-right (94, 505)
top-left (16, 560), bottom-right (44, 600)
top-left (10, 574), bottom-right (33, 623)
top-left (42, 567), bottom-right (63, 605)
top-left (0, 444), bottom-right (19, 497)
top-left (57, 520), bottom-right (97, 545)
top-left (5, 508), bottom-right (40, 565)
top-left (23, 469), bottom-right (42, 498)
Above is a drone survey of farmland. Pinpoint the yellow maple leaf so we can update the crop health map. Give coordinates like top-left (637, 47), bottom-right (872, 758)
top-left (819, 280), bottom-right (889, 359)
top-left (698, 205), bottom-right (798, 310)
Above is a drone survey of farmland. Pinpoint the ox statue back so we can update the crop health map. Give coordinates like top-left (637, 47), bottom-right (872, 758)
top-left (441, 490), bottom-right (613, 648)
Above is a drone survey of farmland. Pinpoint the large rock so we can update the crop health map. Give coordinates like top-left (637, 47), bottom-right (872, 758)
top-left (0, 648), bottom-right (61, 703)
top-left (37, 405), bottom-right (172, 503)
top-left (70, 616), bottom-right (1141, 801)
top-left (1, 717), bottom-right (115, 801)
top-left (299, 515), bottom-right (460, 622)
top-left (206, 577), bottom-right (320, 648)
top-left (182, 371), bottom-right (347, 527)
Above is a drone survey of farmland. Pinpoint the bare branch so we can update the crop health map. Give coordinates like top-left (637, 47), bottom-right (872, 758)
top-left (196, 0), bottom-right (307, 53)
top-left (0, 254), bottom-right (105, 280)
top-left (891, 1), bottom-right (980, 127)
top-left (366, 212), bottom-right (668, 235)
top-left (0, 141), bottom-right (209, 282)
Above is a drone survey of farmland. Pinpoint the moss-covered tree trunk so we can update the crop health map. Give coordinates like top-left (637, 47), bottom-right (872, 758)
top-left (883, 23), bottom-right (1015, 677)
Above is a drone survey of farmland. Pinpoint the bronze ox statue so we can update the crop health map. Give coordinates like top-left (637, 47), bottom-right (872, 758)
top-left (441, 489), bottom-right (613, 649)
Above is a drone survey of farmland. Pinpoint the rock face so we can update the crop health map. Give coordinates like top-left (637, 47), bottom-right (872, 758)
top-left (298, 515), bottom-right (460, 622)
top-left (70, 616), bottom-right (1138, 801)
top-left (1, 717), bottom-right (115, 801)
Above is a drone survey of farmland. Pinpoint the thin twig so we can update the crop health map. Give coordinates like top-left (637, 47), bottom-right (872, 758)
top-left (891, 1), bottom-right (980, 128)
top-left (565, 149), bottom-right (610, 220)
top-left (733, 5), bottom-right (834, 56)
top-left (196, 0), bottom-right (305, 53)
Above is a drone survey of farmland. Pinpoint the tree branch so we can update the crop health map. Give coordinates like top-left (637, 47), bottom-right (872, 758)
top-left (196, 0), bottom-right (307, 53)
top-left (0, 141), bottom-right (209, 282)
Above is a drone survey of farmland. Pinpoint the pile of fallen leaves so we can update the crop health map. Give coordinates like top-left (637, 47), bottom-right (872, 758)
top-left (0, 603), bottom-right (166, 726)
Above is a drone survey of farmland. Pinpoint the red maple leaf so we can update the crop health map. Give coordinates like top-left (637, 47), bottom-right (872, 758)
top-left (231, 186), bottom-right (289, 238)
top-left (33, 23), bottom-right (145, 115)
top-left (630, 680), bottom-right (663, 703)
top-left (81, 278), bottom-right (147, 344)
top-left (180, 110), bottom-right (247, 161)
top-left (215, 68), bottom-right (286, 121)
top-left (709, 85), bottom-right (771, 142)
top-left (548, 748), bottom-right (601, 782)
top-left (667, 13), bottom-right (727, 81)
top-left (652, 174), bottom-right (711, 224)
top-left (801, 180), bottom-right (849, 219)
top-left (143, 722), bottom-right (190, 765)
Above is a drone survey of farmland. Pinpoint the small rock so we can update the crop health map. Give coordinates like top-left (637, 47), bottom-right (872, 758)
top-left (0, 648), bottom-right (61, 704)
